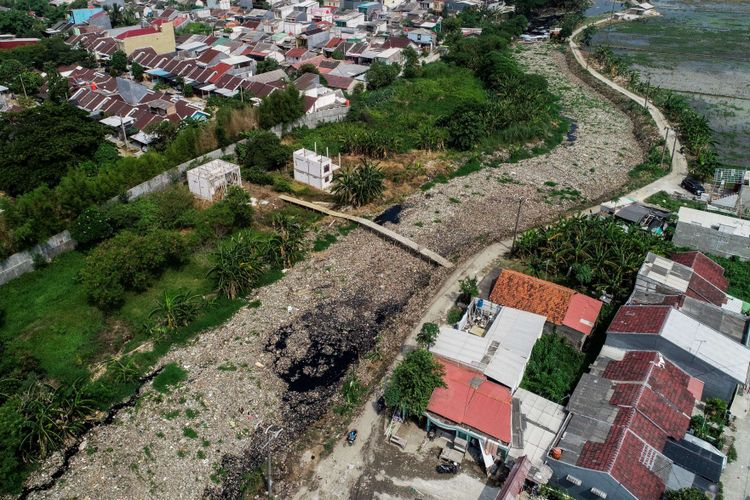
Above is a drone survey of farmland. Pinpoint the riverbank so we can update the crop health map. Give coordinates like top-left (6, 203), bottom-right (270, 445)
top-left (23, 40), bottom-right (649, 499)
top-left (588, 0), bottom-right (750, 168)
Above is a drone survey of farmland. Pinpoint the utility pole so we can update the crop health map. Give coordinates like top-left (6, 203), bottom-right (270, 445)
top-left (267, 450), bottom-right (272, 499)
top-left (18, 74), bottom-right (27, 98)
top-left (644, 75), bottom-right (650, 110)
top-left (660, 127), bottom-right (670, 168)
top-left (511, 197), bottom-right (524, 256)
top-left (120, 116), bottom-right (130, 149)
top-left (671, 134), bottom-right (678, 161)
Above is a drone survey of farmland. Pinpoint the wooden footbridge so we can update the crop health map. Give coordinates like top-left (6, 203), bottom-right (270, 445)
top-left (278, 195), bottom-right (454, 268)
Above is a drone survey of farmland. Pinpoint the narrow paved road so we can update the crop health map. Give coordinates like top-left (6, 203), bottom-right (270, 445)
top-left (570, 18), bottom-right (689, 202)
top-left (297, 23), bottom-right (698, 499)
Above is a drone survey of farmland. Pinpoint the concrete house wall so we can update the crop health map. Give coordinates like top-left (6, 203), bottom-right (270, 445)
top-left (673, 221), bottom-right (750, 261)
top-left (547, 459), bottom-right (637, 500)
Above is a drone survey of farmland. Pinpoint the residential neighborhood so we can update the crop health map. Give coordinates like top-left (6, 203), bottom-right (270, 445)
top-left (0, 0), bottom-right (748, 498)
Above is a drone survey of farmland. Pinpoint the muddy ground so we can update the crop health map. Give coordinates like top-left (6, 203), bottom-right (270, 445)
top-left (25, 42), bottom-right (645, 500)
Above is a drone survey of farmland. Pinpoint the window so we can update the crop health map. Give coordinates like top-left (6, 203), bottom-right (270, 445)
top-left (324, 165), bottom-right (330, 173)
top-left (565, 475), bottom-right (582, 486)
top-left (639, 444), bottom-right (657, 470)
top-left (591, 488), bottom-right (608, 498)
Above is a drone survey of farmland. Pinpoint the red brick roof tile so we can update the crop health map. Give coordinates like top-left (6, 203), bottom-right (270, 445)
top-left (671, 251), bottom-right (728, 291)
top-left (607, 305), bottom-right (670, 335)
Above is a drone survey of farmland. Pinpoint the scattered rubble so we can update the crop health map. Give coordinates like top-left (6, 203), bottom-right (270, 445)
top-left (26, 43), bottom-right (646, 499)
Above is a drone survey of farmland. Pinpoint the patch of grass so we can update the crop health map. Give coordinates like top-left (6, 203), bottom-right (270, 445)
top-left (217, 362), bottom-right (237, 372)
top-left (163, 410), bottom-right (180, 420)
top-left (448, 197), bottom-right (461, 204)
top-left (185, 408), bottom-right (199, 419)
top-left (183, 427), bottom-right (198, 439)
top-left (118, 252), bottom-right (214, 333)
top-left (710, 256), bottom-right (750, 303)
top-left (255, 268), bottom-right (284, 288)
top-left (152, 363), bottom-right (188, 393)
top-left (0, 252), bottom-right (104, 385)
top-left (248, 299), bottom-right (261, 309)
top-left (645, 190), bottom-right (706, 213)
top-left (421, 158), bottom-right (483, 191)
top-left (313, 233), bottom-right (338, 252)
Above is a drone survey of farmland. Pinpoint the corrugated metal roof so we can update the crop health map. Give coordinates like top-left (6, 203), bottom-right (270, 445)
top-left (662, 308), bottom-right (750, 383)
top-left (430, 305), bottom-right (545, 391)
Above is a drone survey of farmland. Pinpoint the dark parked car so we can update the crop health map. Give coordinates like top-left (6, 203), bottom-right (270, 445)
top-left (681, 177), bottom-right (705, 196)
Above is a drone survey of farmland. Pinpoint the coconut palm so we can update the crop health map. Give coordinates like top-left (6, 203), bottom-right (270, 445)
top-left (149, 290), bottom-right (202, 331)
top-left (207, 232), bottom-right (265, 299)
top-left (331, 159), bottom-right (385, 207)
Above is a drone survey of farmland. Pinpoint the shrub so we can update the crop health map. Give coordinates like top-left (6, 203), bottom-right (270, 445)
top-left (270, 213), bottom-right (308, 268)
top-left (235, 130), bottom-right (290, 171)
top-left (70, 206), bottom-right (113, 245)
top-left (458, 276), bottom-right (478, 303)
top-left (196, 186), bottom-right (253, 239)
top-left (416, 322), bottom-right (439, 348)
top-left (384, 349), bottom-right (445, 418)
top-left (447, 307), bottom-right (463, 324)
top-left (331, 160), bottom-right (385, 207)
top-left (149, 290), bottom-right (202, 332)
top-left (208, 231), bottom-right (266, 299)
top-left (520, 334), bottom-right (584, 404)
top-left (366, 60), bottom-right (400, 90)
top-left (80, 230), bottom-right (187, 309)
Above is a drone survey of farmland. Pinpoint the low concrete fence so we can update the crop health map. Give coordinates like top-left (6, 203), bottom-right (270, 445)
top-left (0, 231), bottom-right (76, 286)
top-left (0, 107), bottom-right (350, 286)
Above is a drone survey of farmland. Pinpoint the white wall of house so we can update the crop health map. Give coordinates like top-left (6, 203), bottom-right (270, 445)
top-left (293, 148), bottom-right (339, 190)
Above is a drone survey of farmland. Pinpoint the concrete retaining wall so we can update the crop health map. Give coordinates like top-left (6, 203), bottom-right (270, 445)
top-left (270, 106), bottom-right (349, 137)
top-left (0, 231), bottom-right (76, 286)
top-left (0, 107), bottom-right (350, 286)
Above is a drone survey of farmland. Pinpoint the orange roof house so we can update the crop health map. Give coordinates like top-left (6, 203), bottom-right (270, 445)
top-left (489, 269), bottom-right (603, 348)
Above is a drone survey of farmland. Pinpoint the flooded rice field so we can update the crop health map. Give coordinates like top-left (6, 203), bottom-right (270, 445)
top-left (589, 0), bottom-right (750, 167)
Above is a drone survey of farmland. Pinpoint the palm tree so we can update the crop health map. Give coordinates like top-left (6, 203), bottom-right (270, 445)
top-left (331, 159), bottom-right (385, 207)
top-left (271, 213), bottom-right (308, 268)
top-left (149, 290), bottom-right (202, 331)
top-left (207, 233), bottom-right (264, 299)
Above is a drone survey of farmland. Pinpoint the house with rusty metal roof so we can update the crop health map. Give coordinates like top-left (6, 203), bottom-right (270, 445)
top-left (425, 357), bottom-right (513, 470)
top-left (547, 348), bottom-right (714, 499)
top-left (489, 269), bottom-right (603, 349)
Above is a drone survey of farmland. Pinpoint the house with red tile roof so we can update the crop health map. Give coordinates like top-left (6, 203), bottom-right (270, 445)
top-left (489, 269), bottom-right (603, 349)
top-left (606, 304), bottom-right (750, 401)
top-left (629, 251), bottom-right (749, 344)
top-left (425, 357), bottom-right (512, 469)
top-left (634, 252), bottom-right (729, 308)
top-left (547, 348), bottom-right (713, 499)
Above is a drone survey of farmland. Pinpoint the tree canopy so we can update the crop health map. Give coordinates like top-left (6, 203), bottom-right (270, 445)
top-left (258, 85), bottom-right (304, 129)
top-left (256, 58), bottom-right (280, 74)
top-left (0, 103), bottom-right (105, 195)
top-left (366, 59), bottom-right (400, 90)
top-left (384, 349), bottom-right (445, 417)
top-left (236, 130), bottom-right (290, 171)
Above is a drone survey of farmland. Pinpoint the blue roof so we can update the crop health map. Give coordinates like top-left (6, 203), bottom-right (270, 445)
top-left (146, 68), bottom-right (173, 78)
top-left (69, 8), bottom-right (104, 25)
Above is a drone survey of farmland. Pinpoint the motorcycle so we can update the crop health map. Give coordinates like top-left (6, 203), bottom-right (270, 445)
top-left (375, 396), bottom-right (386, 414)
top-left (346, 429), bottom-right (357, 446)
top-left (436, 461), bottom-right (459, 474)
